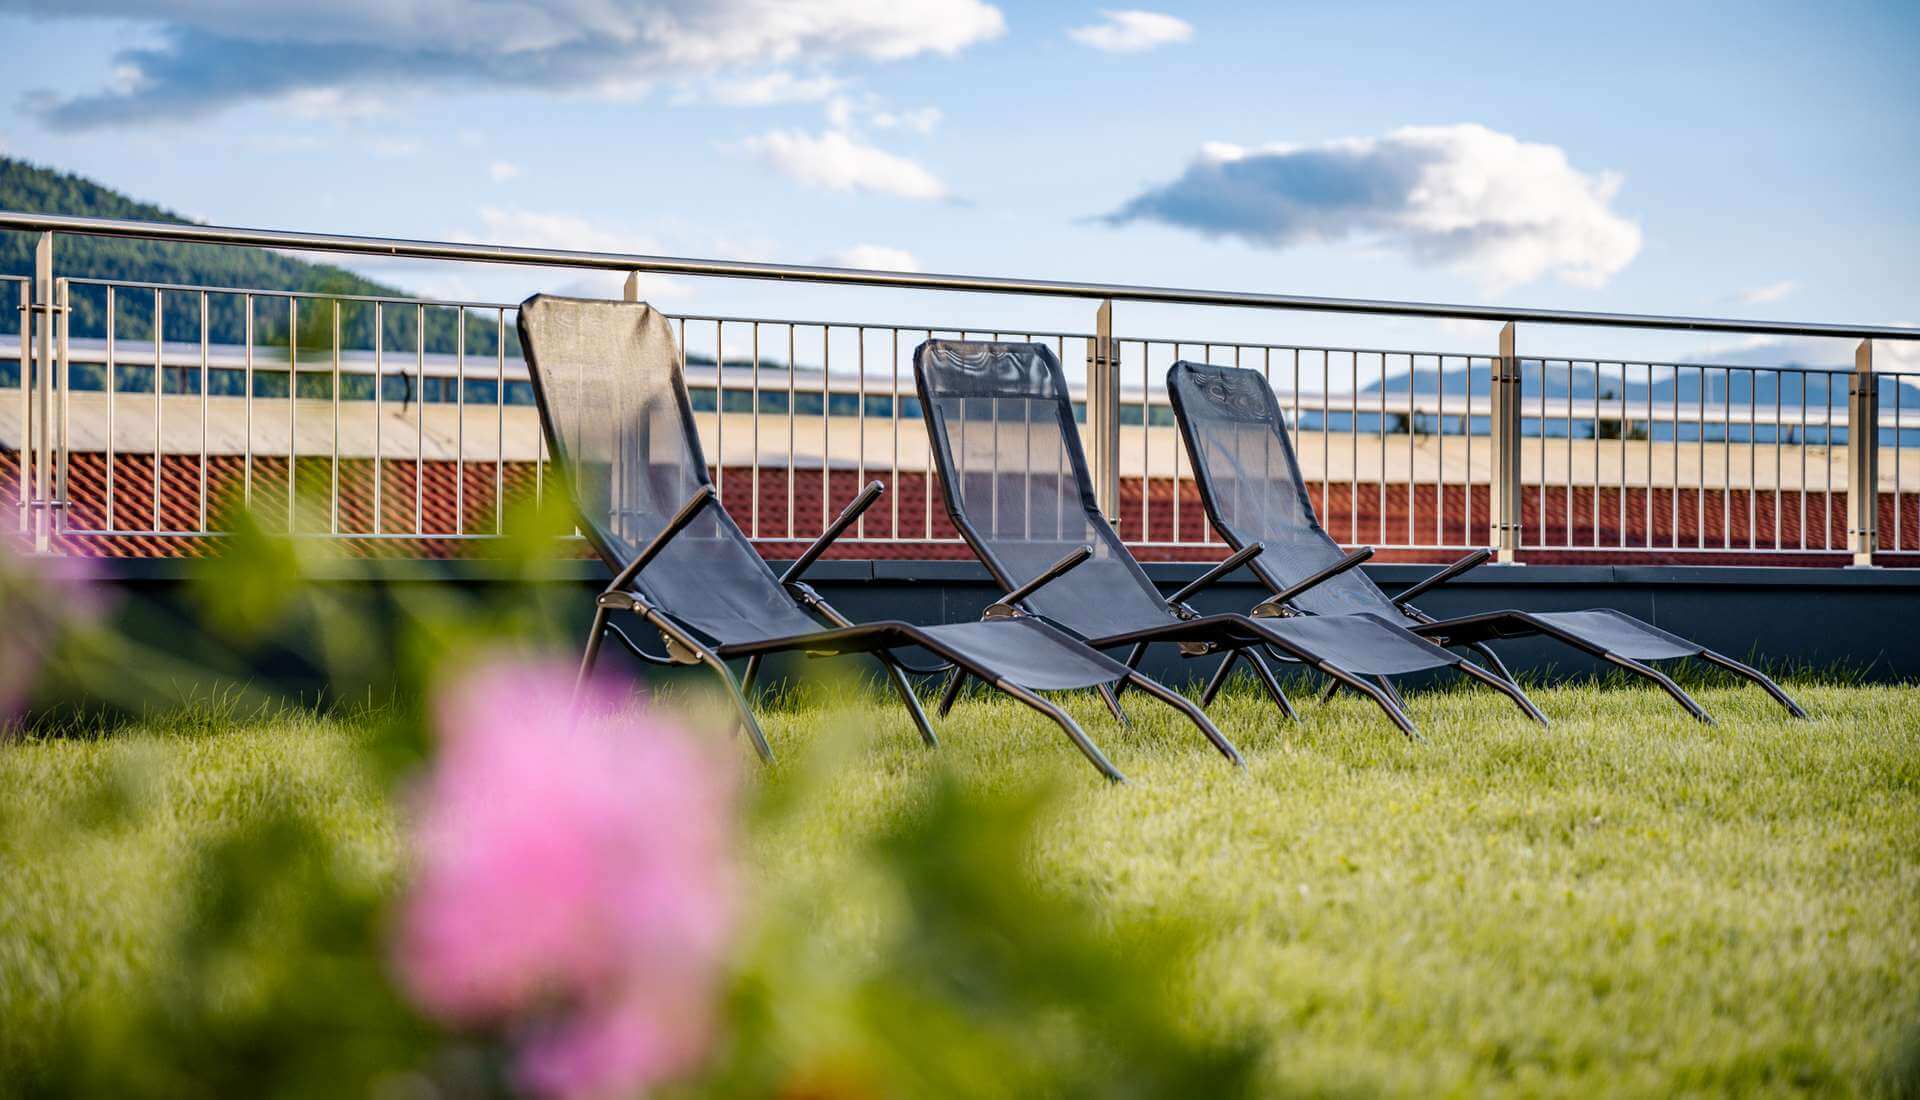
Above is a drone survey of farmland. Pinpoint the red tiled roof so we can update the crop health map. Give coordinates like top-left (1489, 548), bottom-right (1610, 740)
top-left (4, 448), bottom-right (1915, 567)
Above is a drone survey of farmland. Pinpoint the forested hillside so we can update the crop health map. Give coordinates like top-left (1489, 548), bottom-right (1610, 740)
top-left (0, 157), bottom-right (512, 356)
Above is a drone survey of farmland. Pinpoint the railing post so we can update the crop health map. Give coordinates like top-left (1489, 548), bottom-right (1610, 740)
top-left (1848, 339), bottom-right (1878, 566)
top-left (31, 232), bottom-right (53, 553)
top-left (1085, 298), bottom-right (1120, 520)
top-left (1490, 321), bottom-right (1523, 563)
top-left (622, 272), bottom-right (642, 303)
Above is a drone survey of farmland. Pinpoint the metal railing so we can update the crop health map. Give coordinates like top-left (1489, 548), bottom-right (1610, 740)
top-left (5, 209), bottom-right (1919, 565)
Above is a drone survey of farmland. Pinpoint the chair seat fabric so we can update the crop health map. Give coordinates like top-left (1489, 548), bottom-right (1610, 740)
top-left (1416, 608), bottom-right (1704, 662)
top-left (1254, 612), bottom-right (1467, 675)
top-left (717, 616), bottom-right (1130, 693)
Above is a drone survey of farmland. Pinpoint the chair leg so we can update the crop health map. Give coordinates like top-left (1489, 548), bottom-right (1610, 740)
top-left (1319, 677), bottom-right (1342, 704)
top-left (698, 651), bottom-right (775, 763)
top-left (876, 657), bottom-right (941, 747)
top-left (1319, 662), bottom-right (1423, 741)
top-left (1244, 650), bottom-right (1300, 722)
top-left (991, 678), bottom-right (1126, 784)
top-left (1467, 641), bottom-right (1515, 683)
top-left (1122, 671), bottom-right (1244, 767)
top-left (1097, 683), bottom-right (1132, 727)
top-left (1698, 650), bottom-right (1807, 719)
top-left (574, 607), bottom-right (610, 702)
top-left (937, 667), bottom-right (967, 717)
top-left (741, 654), bottom-right (763, 696)
top-left (1200, 651), bottom-right (1239, 707)
top-left (1375, 675), bottom-right (1409, 711)
top-left (1109, 642), bottom-right (1149, 699)
top-left (1455, 660), bottom-right (1550, 727)
top-left (1600, 652), bottom-right (1713, 724)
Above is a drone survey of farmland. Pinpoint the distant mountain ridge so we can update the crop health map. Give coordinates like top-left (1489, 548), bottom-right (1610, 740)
top-left (1363, 360), bottom-right (1920, 410)
top-left (0, 156), bottom-right (510, 356)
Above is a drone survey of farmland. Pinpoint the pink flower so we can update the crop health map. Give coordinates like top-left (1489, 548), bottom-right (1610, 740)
top-left (396, 657), bottom-right (737, 1100)
top-left (0, 529), bottom-right (106, 721)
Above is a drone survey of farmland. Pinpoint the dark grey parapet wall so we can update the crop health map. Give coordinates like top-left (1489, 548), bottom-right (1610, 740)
top-left (97, 559), bottom-right (1920, 689)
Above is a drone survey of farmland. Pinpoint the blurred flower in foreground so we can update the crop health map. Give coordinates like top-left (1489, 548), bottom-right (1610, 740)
top-left (397, 657), bottom-right (737, 1100)
top-left (0, 529), bottom-right (106, 720)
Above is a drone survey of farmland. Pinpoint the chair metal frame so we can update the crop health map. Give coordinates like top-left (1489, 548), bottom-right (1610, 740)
top-left (1163, 360), bottom-right (1808, 724)
top-left (913, 340), bottom-right (1548, 739)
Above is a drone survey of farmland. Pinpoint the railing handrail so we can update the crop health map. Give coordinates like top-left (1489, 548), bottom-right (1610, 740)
top-left (4, 209), bottom-right (1916, 341)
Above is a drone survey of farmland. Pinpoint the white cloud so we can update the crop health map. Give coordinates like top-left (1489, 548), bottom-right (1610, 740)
top-left (15, 0), bottom-right (1007, 127)
top-left (1069, 10), bottom-right (1193, 53)
top-left (370, 136), bottom-right (419, 158)
top-left (738, 129), bottom-right (948, 199)
top-left (698, 70), bottom-right (843, 106)
top-left (828, 244), bottom-right (920, 271)
top-left (869, 106), bottom-right (942, 134)
top-left (488, 160), bottom-right (521, 182)
top-left (1106, 123), bottom-right (1642, 291)
top-left (1737, 280), bottom-right (1798, 305)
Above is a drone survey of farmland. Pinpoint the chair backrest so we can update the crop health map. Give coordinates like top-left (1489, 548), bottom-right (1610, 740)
top-left (516, 295), bottom-right (820, 645)
top-left (914, 339), bottom-right (1178, 639)
top-left (1166, 360), bottom-right (1400, 619)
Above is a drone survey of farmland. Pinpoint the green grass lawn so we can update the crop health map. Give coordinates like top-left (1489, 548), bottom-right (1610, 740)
top-left (4, 676), bottom-right (1918, 1096)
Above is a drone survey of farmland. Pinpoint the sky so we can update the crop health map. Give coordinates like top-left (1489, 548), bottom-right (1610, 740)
top-left (1, 0), bottom-right (1917, 373)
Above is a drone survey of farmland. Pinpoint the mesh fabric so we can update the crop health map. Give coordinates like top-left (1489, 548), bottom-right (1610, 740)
top-left (1167, 361), bottom-right (1404, 620)
top-left (517, 295), bottom-right (821, 645)
top-left (915, 340), bottom-right (1181, 640)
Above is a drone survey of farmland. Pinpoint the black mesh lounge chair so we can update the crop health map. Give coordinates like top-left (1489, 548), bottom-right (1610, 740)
top-left (1166, 360), bottom-right (1807, 723)
top-left (913, 339), bottom-right (1546, 739)
top-left (515, 295), bottom-right (1239, 783)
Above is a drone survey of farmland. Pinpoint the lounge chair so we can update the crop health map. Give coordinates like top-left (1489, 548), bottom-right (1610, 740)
top-left (912, 339), bottom-right (1547, 739)
top-left (515, 294), bottom-right (1239, 782)
top-left (1165, 359), bottom-right (1807, 722)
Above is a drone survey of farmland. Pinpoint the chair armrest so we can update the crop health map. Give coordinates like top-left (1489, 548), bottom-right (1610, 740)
top-left (1390, 548), bottom-right (1491, 608)
top-left (606, 484), bottom-right (719, 594)
top-left (781, 480), bottom-right (885, 585)
top-left (1167, 542), bottom-right (1264, 607)
top-left (985, 544), bottom-right (1094, 617)
top-left (1252, 546), bottom-right (1374, 616)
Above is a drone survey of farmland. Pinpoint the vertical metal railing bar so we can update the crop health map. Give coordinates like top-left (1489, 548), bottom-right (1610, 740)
top-left (13, 281), bottom-right (25, 533)
top-left (331, 301), bottom-right (342, 536)
top-left (855, 326), bottom-right (866, 539)
top-left (152, 289), bottom-right (163, 532)
top-left (1378, 351), bottom-right (1387, 546)
top-left (1747, 368), bottom-right (1757, 549)
top-left (890, 327), bottom-right (901, 541)
top-left (198, 290), bottom-right (209, 533)
top-left (414, 303), bottom-right (426, 536)
top-left (1537, 356), bottom-right (1547, 549)
top-left (242, 294), bottom-right (254, 512)
top-left (1642, 364), bottom-right (1654, 549)
top-left (1615, 364), bottom-right (1626, 549)
top-left (1896, 379), bottom-right (1904, 550)
top-left (750, 322), bottom-right (761, 539)
top-left (1670, 365), bottom-right (1681, 549)
top-left (287, 297), bottom-right (297, 534)
top-left (1694, 365), bottom-right (1706, 549)
top-left (713, 321), bottom-right (724, 509)
top-left (819, 326), bottom-right (829, 533)
top-left (1824, 376), bottom-right (1835, 549)
top-left (1464, 355), bottom-right (1473, 544)
top-left (454, 309), bottom-right (465, 537)
top-left (373, 302), bottom-right (384, 535)
top-left (789, 324), bottom-right (799, 542)
top-left (1436, 354), bottom-right (1446, 546)
top-left (1406, 353), bottom-right (1416, 547)
top-left (494, 309), bottom-right (506, 536)
top-left (1773, 370), bottom-right (1784, 549)
top-left (1564, 360), bottom-right (1574, 548)
top-left (1799, 369), bottom-right (1808, 549)
top-left (921, 328), bottom-right (935, 541)
top-left (103, 285), bottom-right (115, 532)
top-left (1139, 339), bottom-right (1150, 542)
top-left (1172, 342), bottom-right (1185, 542)
top-left (56, 279), bottom-right (70, 536)
top-left (1728, 366), bottom-right (1743, 545)
top-left (1347, 351), bottom-right (1357, 544)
